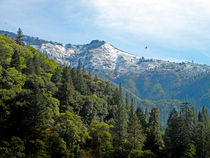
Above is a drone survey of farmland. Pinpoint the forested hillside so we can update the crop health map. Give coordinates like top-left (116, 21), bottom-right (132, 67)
top-left (0, 34), bottom-right (210, 158)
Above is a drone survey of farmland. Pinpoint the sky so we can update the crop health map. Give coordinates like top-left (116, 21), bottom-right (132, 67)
top-left (0, 0), bottom-right (210, 65)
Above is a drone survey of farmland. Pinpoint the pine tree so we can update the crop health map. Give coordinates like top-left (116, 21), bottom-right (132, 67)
top-left (16, 28), bottom-right (24, 46)
top-left (33, 54), bottom-right (40, 75)
top-left (164, 108), bottom-right (182, 157)
top-left (57, 67), bottom-right (74, 112)
top-left (10, 50), bottom-right (20, 70)
top-left (113, 83), bottom-right (128, 146)
top-left (180, 102), bottom-right (196, 148)
top-left (74, 60), bottom-right (89, 95)
top-left (193, 107), bottom-right (210, 158)
top-left (144, 108), bottom-right (149, 124)
top-left (125, 92), bottom-right (130, 111)
top-left (127, 98), bottom-right (144, 150)
top-left (51, 67), bottom-right (62, 87)
top-left (136, 107), bottom-right (147, 133)
top-left (25, 58), bottom-right (34, 74)
top-left (77, 59), bottom-right (82, 73)
top-left (194, 122), bottom-right (209, 158)
top-left (119, 82), bottom-right (123, 97)
top-left (144, 108), bottom-right (164, 156)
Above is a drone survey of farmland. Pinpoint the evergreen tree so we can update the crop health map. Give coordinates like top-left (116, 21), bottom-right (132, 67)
top-left (127, 98), bottom-right (144, 150)
top-left (33, 54), bottom-right (40, 75)
top-left (194, 122), bottom-right (209, 158)
top-left (57, 67), bottom-right (74, 112)
top-left (89, 121), bottom-right (114, 158)
top-left (16, 28), bottom-right (24, 46)
top-left (125, 92), bottom-right (130, 111)
top-left (51, 67), bottom-right (62, 88)
top-left (119, 82), bottom-right (123, 97)
top-left (10, 50), bottom-right (20, 70)
top-left (180, 102), bottom-right (196, 149)
top-left (144, 108), bottom-right (149, 124)
top-left (25, 57), bottom-right (34, 74)
top-left (94, 74), bottom-right (98, 81)
top-left (164, 108), bottom-right (182, 158)
top-left (113, 84), bottom-right (128, 147)
top-left (74, 60), bottom-right (89, 95)
top-left (144, 108), bottom-right (164, 157)
top-left (77, 58), bottom-right (82, 73)
top-left (136, 106), bottom-right (147, 133)
top-left (194, 107), bottom-right (210, 158)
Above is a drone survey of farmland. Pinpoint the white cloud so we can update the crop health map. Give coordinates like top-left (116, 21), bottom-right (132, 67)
top-left (81, 0), bottom-right (210, 43)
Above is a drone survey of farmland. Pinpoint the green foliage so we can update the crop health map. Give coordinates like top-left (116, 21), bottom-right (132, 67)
top-left (144, 108), bottom-right (164, 156)
top-left (27, 139), bottom-right (49, 158)
top-left (16, 28), bottom-right (24, 46)
top-left (57, 111), bottom-right (88, 148)
top-left (89, 121), bottom-right (114, 158)
top-left (80, 94), bottom-right (108, 124)
top-left (136, 107), bottom-right (147, 133)
top-left (57, 66), bottom-right (75, 112)
top-left (0, 36), bottom-right (14, 67)
top-left (129, 150), bottom-right (155, 158)
top-left (113, 84), bottom-right (128, 146)
top-left (0, 136), bottom-right (25, 158)
top-left (10, 50), bottom-right (21, 70)
top-left (128, 98), bottom-right (145, 150)
top-left (182, 144), bottom-right (196, 158)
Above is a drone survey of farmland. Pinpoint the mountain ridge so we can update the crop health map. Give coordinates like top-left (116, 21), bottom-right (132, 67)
top-left (0, 30), bottom-right (209, 108)
top-left (1, 30), bottom-right (209, 80)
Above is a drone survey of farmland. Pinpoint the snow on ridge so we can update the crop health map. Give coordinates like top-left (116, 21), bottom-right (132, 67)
top-left (1, 29), bottom-right (208, 79)
top-left (32, 39), bottom-right (210, 78)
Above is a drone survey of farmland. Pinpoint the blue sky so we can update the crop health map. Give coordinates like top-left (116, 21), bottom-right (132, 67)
top-left (0, 0), bottom-right (210, 65)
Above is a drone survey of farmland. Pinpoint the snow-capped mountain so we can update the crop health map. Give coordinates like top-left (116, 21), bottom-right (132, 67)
top-left (1, 30), bottom-right (210, 107)
top-left (1, 30), bottom-right (209, 79)
top-left (39, 40), bottom-right (209, 79)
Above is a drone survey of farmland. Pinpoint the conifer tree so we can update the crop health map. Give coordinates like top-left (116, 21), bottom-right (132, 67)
top-left (51, 67), bottom-right (62, 87)
top-left (144, 108), bottom-right (164, 156)
top-left (145, 108), bottom-right (149, 124)
top-left (136, 107), bottom-right (147, 133)
top-left (125, 92), bottom-right (130, 111)
top-left (16, 28), bottom-right (24, 46)
top-left (10, 50), bottom-right (20, 70)
top-left (193, 107), bottom-right (210, 158)
top-left (77, 59), bottom-right (82, 73)
top-left (127, 98), bottom-right (144, 150)
top-left (57, 67), bottom-right (74, 112)
top-left (94, 74), bottom-right (98, 81)
top-left (25, 58), bottom-right (34, 74)
top-left (113, 83), bottom-right (128, 146)
top-left (164, 108), bottom-right (181, 157)
top-left (74, 60), bottom-right (89, 95)
top-left (180, 102), bottom-right (196, 148)
top-left (33, 54), bottom-right (40, 75)
top-left (194, 122), bottom-right (209, 158)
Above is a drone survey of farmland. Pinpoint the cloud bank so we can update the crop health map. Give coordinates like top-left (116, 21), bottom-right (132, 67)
top-left (82, 0), bottom-right (210, 43)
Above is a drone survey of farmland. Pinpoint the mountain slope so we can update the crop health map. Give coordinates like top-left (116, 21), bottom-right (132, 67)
top-left (1, 30), bottom-right (209, 108)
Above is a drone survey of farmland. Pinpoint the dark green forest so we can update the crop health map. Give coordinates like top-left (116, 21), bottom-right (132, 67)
top-left (0, 33), bottom-right (210, 158)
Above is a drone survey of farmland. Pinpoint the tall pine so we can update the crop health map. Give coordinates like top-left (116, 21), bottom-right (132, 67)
top-left (113, 83), bottom-right (128, 146)
top-left (136, 107), bottom-right (147, 133)
top-left (127, 98), bottom-right (144, 150)
top-left (164, 108), bottom-right (182, 158)
top-left (57, 67), bottom-right (74, 112)
top-left (16, 28), bottom-right (24, 46)
top-left (144, 108), bottom-right (164, 156)
top-left (10, 50), bottom-right (20, 71)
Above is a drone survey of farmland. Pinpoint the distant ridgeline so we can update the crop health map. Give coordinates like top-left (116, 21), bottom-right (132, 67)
top-left (0, 30), bottom-right (209, 113)
top-left (0, 33), bottom-right (210, 157)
